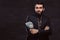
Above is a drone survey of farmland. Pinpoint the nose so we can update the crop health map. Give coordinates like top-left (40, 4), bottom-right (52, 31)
top-left (37, 9), bottom-right (41, 11)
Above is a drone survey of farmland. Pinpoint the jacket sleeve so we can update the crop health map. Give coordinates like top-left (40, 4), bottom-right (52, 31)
top-left (40, 18), bottom-right (52, 35)
top-left (25, 16), bottom-right (31, 33)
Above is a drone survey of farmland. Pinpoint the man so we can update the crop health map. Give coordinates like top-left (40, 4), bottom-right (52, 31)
top-left (25, 2), bottom-right (52, 40)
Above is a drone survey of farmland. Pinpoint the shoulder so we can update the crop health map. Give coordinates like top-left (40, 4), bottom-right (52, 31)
top-left (26, 14), bottom-right (35, 19)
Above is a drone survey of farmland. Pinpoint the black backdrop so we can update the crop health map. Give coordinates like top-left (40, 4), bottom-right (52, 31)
top-left (0, 0), bottom-right (60, 40)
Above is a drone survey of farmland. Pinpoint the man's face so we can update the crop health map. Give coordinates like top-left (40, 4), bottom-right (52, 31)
top-left (35, 4), bottom-right (45, 14)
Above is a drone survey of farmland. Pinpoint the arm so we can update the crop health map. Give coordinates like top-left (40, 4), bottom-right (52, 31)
top-left (25, 16), bottom-right (31, 33)
top-left (25, 16), bottom-right (39, 34)
top-left (40, 18), bottom-right (52, 35)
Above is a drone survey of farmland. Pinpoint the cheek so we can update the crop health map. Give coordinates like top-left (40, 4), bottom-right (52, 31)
top-left (35, 9), bottom-right (38, 11)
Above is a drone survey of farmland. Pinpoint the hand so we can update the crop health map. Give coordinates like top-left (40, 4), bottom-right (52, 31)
top-left (30, 29), bottom-right (39, 35)
top-left (44, 26), bottom-right (49, 31)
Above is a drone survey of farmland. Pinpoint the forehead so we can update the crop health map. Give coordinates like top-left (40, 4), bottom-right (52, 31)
top-left (35, 4), bottom-right (43, 7)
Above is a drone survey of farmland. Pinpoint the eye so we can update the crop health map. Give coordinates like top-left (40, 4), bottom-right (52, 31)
top-left (35, 7), bottom-right (38, 9)
top-left (39, 7), bottom-right (43, 9)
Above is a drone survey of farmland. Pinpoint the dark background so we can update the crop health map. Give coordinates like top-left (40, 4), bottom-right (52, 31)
top-left (0, 0), bottom-right (60, 40)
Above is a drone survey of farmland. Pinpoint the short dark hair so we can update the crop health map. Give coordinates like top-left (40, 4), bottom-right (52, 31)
top-left (32, 0), bottom-right (47, 8)
top-left (34, 2), bottom-right (45, 7)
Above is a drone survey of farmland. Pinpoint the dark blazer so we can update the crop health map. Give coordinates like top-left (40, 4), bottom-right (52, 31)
top-left (25, 13), bottom-right (52, 40)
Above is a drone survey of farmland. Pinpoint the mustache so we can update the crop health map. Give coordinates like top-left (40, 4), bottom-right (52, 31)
top-left (37, 11), bottom-right (41, 12)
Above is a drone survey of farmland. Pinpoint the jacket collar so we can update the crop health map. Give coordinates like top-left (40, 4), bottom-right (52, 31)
top-left (32, 12), bottom-right (43, 19)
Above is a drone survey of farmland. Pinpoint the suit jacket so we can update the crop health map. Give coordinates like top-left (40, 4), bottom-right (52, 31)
top-left (25, 13), bottom-right (52, 40)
